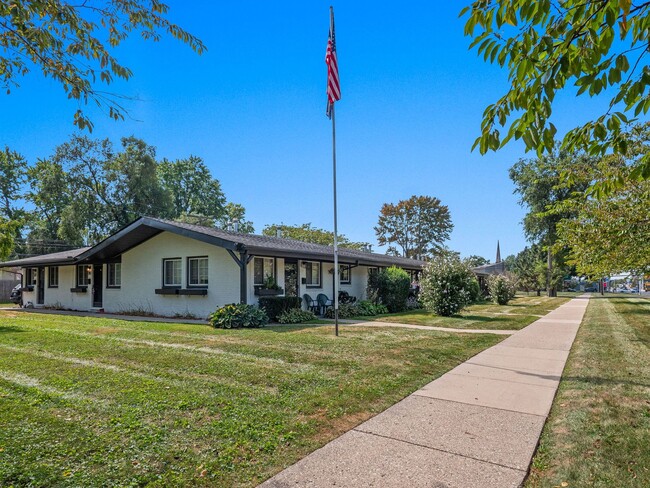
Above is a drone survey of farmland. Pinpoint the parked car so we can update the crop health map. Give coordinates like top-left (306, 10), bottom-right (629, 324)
top-left (584, 285), bottom-right (598, 292)
top-left (9, 284), bottom-right (22, 305)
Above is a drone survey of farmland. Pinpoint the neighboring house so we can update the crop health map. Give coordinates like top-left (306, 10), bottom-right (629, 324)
top-left (472, 241), bottom-right (506, 292)
top-left (0, 267), bottom-right (22, 301)
top-left (0, 217), bottom-right (424, 318)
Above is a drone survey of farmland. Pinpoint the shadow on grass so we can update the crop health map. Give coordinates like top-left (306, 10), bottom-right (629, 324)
top-left (262, 322), bottom-right (331, 333)
top-left (0, 326), bottom-right (24, 333)
top-left (456, 314), bottom-right (499, 323)
top-left (564, 375), bottom-right (650, 389)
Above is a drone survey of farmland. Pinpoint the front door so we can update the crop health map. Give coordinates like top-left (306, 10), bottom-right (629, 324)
top-left (92, 265), bottom-right (103, 308)
top-left (37, 267), bottom-right (45, 305)
top-left (284, 260), bottom-right (298, 297)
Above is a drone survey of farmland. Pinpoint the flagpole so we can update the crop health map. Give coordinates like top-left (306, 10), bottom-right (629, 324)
top-left (332, 103), bottom-right (339, 337)
top-left (327, 4), bottom-right (339, 337)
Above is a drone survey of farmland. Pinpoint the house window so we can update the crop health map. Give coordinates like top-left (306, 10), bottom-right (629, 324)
top-left (188, 257), bottom-right (208, 287)
top-left (253, 257), bottom-right (274, 286)
top-left (76, 265), bottom-right (90, 287)
top-left (368, 267), bottom-right (379, 276)
top-left (340, 264), bottom-right (351, 284)
top-left (48, 266), bottom-right (59, 288)
top-left (163, 258), bottom-right (182, 287)
top-left (107, 263), bottom-right (122, 288)
top-left (26, 268), bottom-right (37, 286)
top-left (304, 261), bottom-right (321, 287)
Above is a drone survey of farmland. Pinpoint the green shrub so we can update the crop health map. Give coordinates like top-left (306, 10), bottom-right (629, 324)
top-left (377, 266), bottom-right (411, 313)
top-left (355, 300), bottom-right (389, 316)
top-left (324, 303), bottom-right (358, 319)
top-left (257, 296), bottom-right (302, 321)
top-left (366, 270), bottom-right (381, 304)
top-left (488, 275), bottom-right (514, 305)
top-left (324, 301), bottom-right (389, 318)
top-left (277, 308), bottom-right (317, 324)
top-left (419, 257), bottom-right (474, 316)
top-left (468, 277), bottom-right (482, 303)
top-left (209, 303), bottom-right (269, 329)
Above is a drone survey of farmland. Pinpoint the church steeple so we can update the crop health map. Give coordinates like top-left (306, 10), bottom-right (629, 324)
top-left (496, 240), bottom-right (501, 263)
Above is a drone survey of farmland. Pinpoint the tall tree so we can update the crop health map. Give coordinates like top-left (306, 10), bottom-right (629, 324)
top-left (219, 203), bottom-right (254, 234)
top-left (109, 136), bottom-right (172, 226)
top-left (375, 195), bottom-right (453, 259)
top-left (0, 218), bottom-right (20, 261)
top-left (158, 156), bottom-right (226, 222)
top-left (511, 246), bottom-right (543, 295)
top-left (465, 255), bottom-right (490, 267)
top-left (1, 1), bottom-right (205, 131)
top-left (0, 147), bottom-right (26, 221)
top-left (262, 223), bottom-right (368, 250)
top-left (462, 1), bottom-right (650, 183)
top-left (509, 149), bottom-right (593, 296)
top-left (44, 135), bottom-right (172, 243)
top-left (555, 125), bottom-right (650, 276)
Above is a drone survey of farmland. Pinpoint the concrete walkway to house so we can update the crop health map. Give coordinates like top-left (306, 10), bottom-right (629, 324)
top-left (261, 295), bottom-right (590, 488)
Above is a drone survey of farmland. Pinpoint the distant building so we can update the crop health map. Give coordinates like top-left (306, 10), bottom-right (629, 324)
top-left (472, 241), bottom-right (506, 292)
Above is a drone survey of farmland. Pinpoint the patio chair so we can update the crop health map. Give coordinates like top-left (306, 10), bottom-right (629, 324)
top-left (339, 291), bottom-right (357, 304)
top-left (316, 293), bottom-right (333, 315)
top-left (303, 294), bottom-right (319, 314)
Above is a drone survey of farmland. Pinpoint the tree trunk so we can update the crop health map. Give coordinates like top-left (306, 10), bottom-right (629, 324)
top-left (547, 248), bottom-right (557, 297)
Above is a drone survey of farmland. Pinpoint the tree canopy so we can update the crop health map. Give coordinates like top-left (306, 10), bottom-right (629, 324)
top-left (3, 134), bottom-right (248, 259)
top-left (554, 124), bottom-right (650, 276)
top-left (0, 1), bottom-right (205, 131)
top-left (509, 148), bottom-right (593, 295)
top-left (462, 1), bottom-right (650, 181)
top-left (158, 156), bottom-right (226, 222)
top-left (262, 223), bottom-right (368, 251)
top-left (465, 255), bottom-right (490, 267)
top-left (375, 195), bottom-right (453, 259)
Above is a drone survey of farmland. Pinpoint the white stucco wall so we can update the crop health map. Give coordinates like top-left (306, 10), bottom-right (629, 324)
top-left (104, 232), bottom-right (240, 318)
top-left (44, 265), bottom-right (93, 310)
top-left (18, 236), bottom-right (380, 317)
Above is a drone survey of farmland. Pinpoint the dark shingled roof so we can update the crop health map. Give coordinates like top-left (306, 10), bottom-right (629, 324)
top-left (472, 261), bottom-right (506, 276)
top-left (0, 217), bottom-right (425, 270)
top-left (143, 218), bottom-right (425, 269)
top-left (0, 247), bottom-right (90, 268)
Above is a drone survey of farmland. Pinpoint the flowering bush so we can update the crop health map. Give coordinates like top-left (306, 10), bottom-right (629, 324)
top-left (209, 303), bottom-right (269, 328)
top-left (277, 308), bottom-right (316, 324)
top-left (488, 275), bottom-right (515, 305)
top-left (419, 257), bottom-right (474, 316)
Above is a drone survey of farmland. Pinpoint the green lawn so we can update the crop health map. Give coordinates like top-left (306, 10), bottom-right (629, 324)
top-left (355, 295), bottom-right (571, 330)
top-left (0, 310), bottom-right (502, 487)
top-left (526, 296), bottom-right (650, 487)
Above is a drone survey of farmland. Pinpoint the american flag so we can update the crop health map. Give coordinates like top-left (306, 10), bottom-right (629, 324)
top-left (325, 9), bottom-right (340, 119)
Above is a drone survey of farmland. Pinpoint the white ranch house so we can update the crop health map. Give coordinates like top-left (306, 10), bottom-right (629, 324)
top-left (1, 217), bottom-right (424, 318)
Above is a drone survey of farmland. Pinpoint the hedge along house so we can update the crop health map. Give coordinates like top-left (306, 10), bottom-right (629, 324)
top-left (0, 217), bottom-right (425, 318)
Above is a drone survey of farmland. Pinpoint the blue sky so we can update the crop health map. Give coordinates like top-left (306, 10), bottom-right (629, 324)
top-left (2, 1), bottom-right (612, 260)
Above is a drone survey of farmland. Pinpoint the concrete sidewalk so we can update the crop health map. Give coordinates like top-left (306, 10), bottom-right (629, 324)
top-left (261, 296), bottom-right (590, 488)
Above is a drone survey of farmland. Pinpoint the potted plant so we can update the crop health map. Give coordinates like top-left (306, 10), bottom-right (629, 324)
top-left (255, 274), bottom-right (284, 296)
